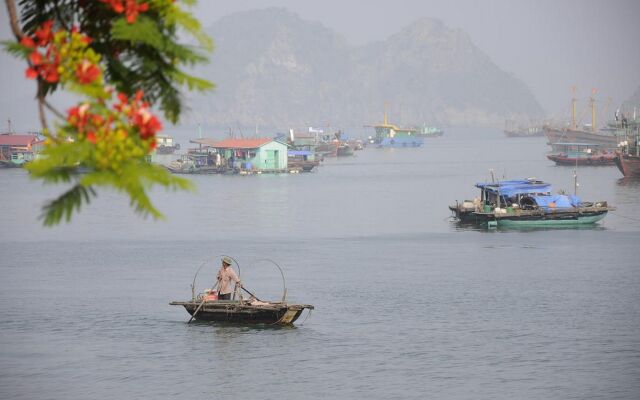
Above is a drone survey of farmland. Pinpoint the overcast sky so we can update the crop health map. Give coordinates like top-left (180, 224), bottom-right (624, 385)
top-left (1, 0), bottom-right (639, 131)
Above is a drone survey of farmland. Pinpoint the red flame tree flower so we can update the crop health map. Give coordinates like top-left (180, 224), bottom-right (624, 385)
top-left (3, 0), bottom-right (213, 225)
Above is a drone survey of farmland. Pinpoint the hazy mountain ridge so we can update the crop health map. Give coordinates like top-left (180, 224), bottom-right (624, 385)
top-left (186, 8), bottom-right (543, 129)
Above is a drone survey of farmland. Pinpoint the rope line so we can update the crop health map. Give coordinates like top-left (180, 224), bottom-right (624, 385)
top-left (610, 212), bottom-right (640, 222)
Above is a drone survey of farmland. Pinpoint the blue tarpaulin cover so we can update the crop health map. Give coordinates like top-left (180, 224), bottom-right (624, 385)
top-left (288, 150), bottom-right (313, 156)
top-left (532, 194), bottom-right (581, 209)
top-left (475, 179), bottom-right (552, 197)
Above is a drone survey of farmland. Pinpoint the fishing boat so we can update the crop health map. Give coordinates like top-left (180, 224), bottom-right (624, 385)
top-left (613, 121), bottom-right (640, 177)
top-left (287, 150), bottom-right (320, 172)
top-left (544, 92), bottom-right (622, 149)
top-left (449, 178), bottom-right (613, 228)
top-left (155, 134), bottom-right (180, 155)
top-left (417, 124), bottom-right (444, 138)
top-left (171, 258), bottom-right (314, 325)
top-left (367, 112), bottom-right (424, 148)
top-left (546, 143), bottom-right (616, 166)
top-left (337, 142), bottom-right (354, 157)
top-left (167, 148), bottom-right (221, 174)
top-left (504, 119), bottom-right (544, 137)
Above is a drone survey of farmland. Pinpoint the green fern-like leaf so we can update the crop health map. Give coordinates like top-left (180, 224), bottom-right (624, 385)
top-left (40, 184), bottom-right (97, 226)
top-left (111, 16), bottom-right (164, 50)
top-left (169, 69), bottom-right (214, 91)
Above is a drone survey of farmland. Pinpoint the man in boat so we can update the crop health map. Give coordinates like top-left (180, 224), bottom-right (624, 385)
top-left (216, 256), bottom-right (241, 300)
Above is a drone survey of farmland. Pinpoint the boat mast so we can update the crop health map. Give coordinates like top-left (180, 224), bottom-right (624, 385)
top-left (571, 86), bottom-right (578, 130)
top-left (383, 104), bottom-right (388, 126)
top-left (590, 88), bottom-right (597, 133)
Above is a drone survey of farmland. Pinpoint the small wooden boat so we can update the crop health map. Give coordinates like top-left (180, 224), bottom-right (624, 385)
top-left (171, 257), bottom-right (314, 325)
top-left (287, 150), bottom-right (320, 172)
top-left (337, 143), bottom-right (354, 157)
top-left (155, 134), bottom-right (180, 154)
top-left (170, 300), bottom-right (314, 325)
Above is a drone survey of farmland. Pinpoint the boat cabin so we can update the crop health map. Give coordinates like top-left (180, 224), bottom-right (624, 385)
top-left (191, 138), bottom-right (288, 172)
top-left (549, 142), bottom-right (604, 156)
top-left (0, 134), bottom-right (39, 166)
top-left (475, 179), bottom-right (553, 209)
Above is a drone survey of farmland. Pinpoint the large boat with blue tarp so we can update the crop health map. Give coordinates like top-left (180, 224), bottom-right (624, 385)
top-left (449, 178), bottom-right (613, 227)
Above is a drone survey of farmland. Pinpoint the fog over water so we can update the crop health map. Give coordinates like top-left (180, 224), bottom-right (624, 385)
top-left (1, 0), bottom-right (640, 131)
top-left (1, 2), bottom-right (639, 399)
top-left (2, 128), bottom-right (640, 399)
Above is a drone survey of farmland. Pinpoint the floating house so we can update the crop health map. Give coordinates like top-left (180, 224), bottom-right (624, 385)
top-left (191, 138), bottom-right (288, 173)
top-left (0, 134), bottom-right (40, 167)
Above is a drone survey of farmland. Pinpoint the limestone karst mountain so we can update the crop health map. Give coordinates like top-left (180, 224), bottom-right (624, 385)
top-left (186, 8), bottom-right (543, 129)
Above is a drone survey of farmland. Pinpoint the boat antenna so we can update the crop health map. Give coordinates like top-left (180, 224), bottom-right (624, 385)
top-left (197, 123), bottom-right (202, 139)
top-left (190, 261), bottom-right (207, 301)
top-left (489, 168), bottom-right (495, 183)
top-left (574, 168), bottom-right (579, 196)
top-left (254, 259), bottom-right (287, 302)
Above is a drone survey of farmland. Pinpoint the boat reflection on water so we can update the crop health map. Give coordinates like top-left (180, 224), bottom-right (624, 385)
top-left (451, 219), bottom-right (608, 233)
top-left (617, 177), bottom-right (640, 187)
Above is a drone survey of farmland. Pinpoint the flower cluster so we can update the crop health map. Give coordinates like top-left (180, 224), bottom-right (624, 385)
top-left (114, 90), bottom-right (163, 140)
top-left (22, 22), bottom-right (102, 88)
top-left (21, 20), bottom-right (162, 168)
top-left (21, 21), bottom-right (59, 82)
top-left (100, 0), bottom-right (149, 24)
top-left (66, 90), bottom-right (162, 172)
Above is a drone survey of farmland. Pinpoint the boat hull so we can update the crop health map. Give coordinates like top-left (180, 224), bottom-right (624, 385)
top-left (547, 154), bottom-right (616, 166)
top-left (450, 205), bottom-right (610, 227)
top-left (378, 137), bottom-right (423, 148)
top-left (288, 159), bottom-right (320, 172)
top-left (417, 132), bottom-right (443, 138)
top-left (494, 211), bottom-right (607, 227)
top-left (614, 152), bottom-right (640, 177)
top-left (337, 145), bottom-right (354, 157)
top-left (156, 145), bottom-right (179, 155)
top-left (171, 301), bottom-right (313, 325)
top-left (544, 127), bottom-right (619, 149)
top-left (504, 129), bottom-right (544, 138)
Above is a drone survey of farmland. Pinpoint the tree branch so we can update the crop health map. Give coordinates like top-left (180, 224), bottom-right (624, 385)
top-left (4, 0), bottom-right (25, 40)
top-left (43, 99), bottom-right (65, 120)
top-left (38, 96), bottom-right (50, 133)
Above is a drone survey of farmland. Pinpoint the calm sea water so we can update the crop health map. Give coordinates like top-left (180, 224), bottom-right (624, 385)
top-left (1, 128), bottom-right (639, 399)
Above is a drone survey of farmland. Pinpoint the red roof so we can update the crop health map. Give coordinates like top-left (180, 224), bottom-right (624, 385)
top-left (209, 138), bottom-right (274, 149)
top-left (0, 134), bottom-right (39, 147)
